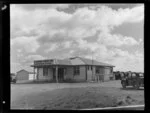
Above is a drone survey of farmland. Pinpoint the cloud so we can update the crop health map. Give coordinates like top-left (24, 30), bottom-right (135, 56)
top-left (11, 5), bottom-right (72, 39)
top-left (95, 5), bottom-right (144, 28)
top-left (11, 62), bottom-right (22, 73)
top-left (119, 5), bottom-right (144, 23)
top-left (44, 43), bottom-right (59, 53)
top-left (32, 4), bottom-right (144, 42)
top-left (20, 54), bottom-right (46, 67)
top-left (111, 55), bottom-right (144, 72)
top-left (21, 54), bottom-right (46, 65)
top-left (98, 32), bottom-right (139, 47)
top-left (11, 4), bottom-right (144, 42)
top-left (112, 49), bottom-right (144, 72)
top-left (11, 36), bottom-right (40, 53)
top-left (63, 41), bottom-right (73, 48)
top-left (93, 48), bottom-right (144, 72)
top-left (18, 4), bottom-right (70, 11)
top-left (10, 4), bottom-right (144, 73)
top-left (76, 39), bottom-right (100, 51)
top-left (25, 55), bottom-right (45, 60)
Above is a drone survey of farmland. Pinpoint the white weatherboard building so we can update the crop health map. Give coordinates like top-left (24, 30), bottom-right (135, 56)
top-left (16, 69), bottom-right (36, 81)
top-left (31, 57), bottom-right (115, 82)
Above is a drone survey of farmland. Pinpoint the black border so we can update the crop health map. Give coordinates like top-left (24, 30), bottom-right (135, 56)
top-left (1, 1), bottom-right (10, 112)
top-left (1, 0), bottom-right (148, 112)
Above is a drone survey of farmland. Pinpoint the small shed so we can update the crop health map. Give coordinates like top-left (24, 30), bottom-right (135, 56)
top-left (16, 69), bottom-right (36, 81)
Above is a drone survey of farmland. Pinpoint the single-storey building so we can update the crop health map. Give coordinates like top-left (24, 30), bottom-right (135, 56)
top-left (16, 69), bottom-right (36, 81)
top-left (31, 57), bottom-right (115, 82)
top-left (11, 73), bottom-right (16, 77)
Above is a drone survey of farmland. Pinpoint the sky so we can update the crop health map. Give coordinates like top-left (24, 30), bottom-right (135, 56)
top-left (10, 4), bottom-right (144, 73)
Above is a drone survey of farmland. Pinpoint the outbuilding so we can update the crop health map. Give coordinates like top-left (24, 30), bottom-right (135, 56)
top-left (16, 69), bottom-right (36, 81)
top-left (31, 57), bottom-right (115, 82)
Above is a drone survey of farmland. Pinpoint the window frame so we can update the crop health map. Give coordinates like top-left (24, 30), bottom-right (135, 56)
top-left (74, 66), bottom-right (80, 76)
top-left (91, 66), bottom-right (93, 70)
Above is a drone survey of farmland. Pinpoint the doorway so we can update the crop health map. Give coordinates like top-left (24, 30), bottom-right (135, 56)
top-left (52, 67), bottom-right (64, 82)
top-left (58, 68), bottom-right (64, 81)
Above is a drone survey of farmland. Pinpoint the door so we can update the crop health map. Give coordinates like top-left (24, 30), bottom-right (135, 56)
top-left (58, 68), bottom-right (64, 81)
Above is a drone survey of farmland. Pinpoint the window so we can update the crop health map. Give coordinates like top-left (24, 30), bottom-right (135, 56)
top-left (74, 66), bottom-right (80, 75)
top-left (96, 67), bottom-right (99, 74)
top-left (87, 66), bottom-right (93, 70)
top-left (43, 68), bottom-right (48, 76)
top-left (91, 66), bottom-right (93, 70)
top-left (64, 68), bottom-right (67, 75)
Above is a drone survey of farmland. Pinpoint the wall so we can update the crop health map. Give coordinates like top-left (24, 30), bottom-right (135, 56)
top-left (65, 67), bottom-right (74, 80)
top-left (73, 66), bottom-right (86, 82)
top-left (94, 66), bottom-right (103, 81)
top-left (38, 68), bottom-right (53, 81)
top-left (87, 69), bottom-right (92, 81)
top-left (103, 67), bottom-right (112, 81)
top-left (29, 74), bottom-right (34, 80)
top-left (16, 71), bottom-right (29, 80)
top-left (87, 66), bottom-right (96, 81)
top-left (94, 66), bottom-right (112, 81)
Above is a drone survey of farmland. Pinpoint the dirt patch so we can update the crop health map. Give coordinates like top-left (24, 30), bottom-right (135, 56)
top-left (11, 86), bottom-right (144, 109)
top-left (116, 95), bottom-right (138, 106)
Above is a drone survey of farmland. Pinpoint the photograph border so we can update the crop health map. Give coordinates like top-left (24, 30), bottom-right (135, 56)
top-left (1, 0), bottom-right (148, 112)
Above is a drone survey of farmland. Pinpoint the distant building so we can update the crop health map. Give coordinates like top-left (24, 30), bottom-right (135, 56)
top-left (113, 71), bottom-right (121, 80)
top-left (11, 73), bottom-right (15, 77)
top-left (16, 69), bottom-right (36, 81)
top-left (10, 73), bottom-right (16, 80)
top-left (31, 57), bottom-right (115, 82)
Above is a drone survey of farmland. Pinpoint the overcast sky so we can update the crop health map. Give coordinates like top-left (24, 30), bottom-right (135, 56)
top-left (10, 4), bottom-right (144, 73)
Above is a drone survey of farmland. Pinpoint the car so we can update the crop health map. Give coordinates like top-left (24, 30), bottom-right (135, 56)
top-left (11, 73), bottom-right (17, 83)
top-left (121, 72), bottom-right (144, 90)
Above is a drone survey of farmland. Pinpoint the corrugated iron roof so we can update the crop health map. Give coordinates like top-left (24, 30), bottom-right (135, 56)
top-left (17, 69), bottom-right (36, 74)
top-left (17, 69), bottom-right (29, 73)
top-left (57, 59), bottom-right (72, 65)
top-left (69, 57), bottom-right (85, 65)
top-left (79, 57), bottom-right (115, 67)
top-left (31, 56), bottom-right (115, 67)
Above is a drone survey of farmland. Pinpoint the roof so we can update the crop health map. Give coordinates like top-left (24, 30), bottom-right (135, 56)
top-left (17, 69), bottom-right (29, 73)
top-left (29, 72), bottom-right (37, 74)
top-left (79, 57), bottom-right (114, 67)
top-left (57, 59), bottom-right (72, 65)
top-left (17, 69), bottom-right (36, 74)
top-left (32, 56), bottom-right (115, 67)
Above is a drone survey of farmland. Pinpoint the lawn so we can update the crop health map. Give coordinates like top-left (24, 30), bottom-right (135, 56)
top-left (11, 80), bottom-right (144, 110)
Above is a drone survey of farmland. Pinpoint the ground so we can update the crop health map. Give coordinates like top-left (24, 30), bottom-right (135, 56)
top-left (11, 80), bottom-right (144, 110)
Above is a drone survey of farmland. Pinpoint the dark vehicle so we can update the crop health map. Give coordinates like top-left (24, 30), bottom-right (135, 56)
top-left (11, 73), bottom-right (17, 83)
top-left (121, 72), bottom-right (144, 89)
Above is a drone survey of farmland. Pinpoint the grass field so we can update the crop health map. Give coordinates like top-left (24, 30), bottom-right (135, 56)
top-left (11, 80), bottom-right (144, 110)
